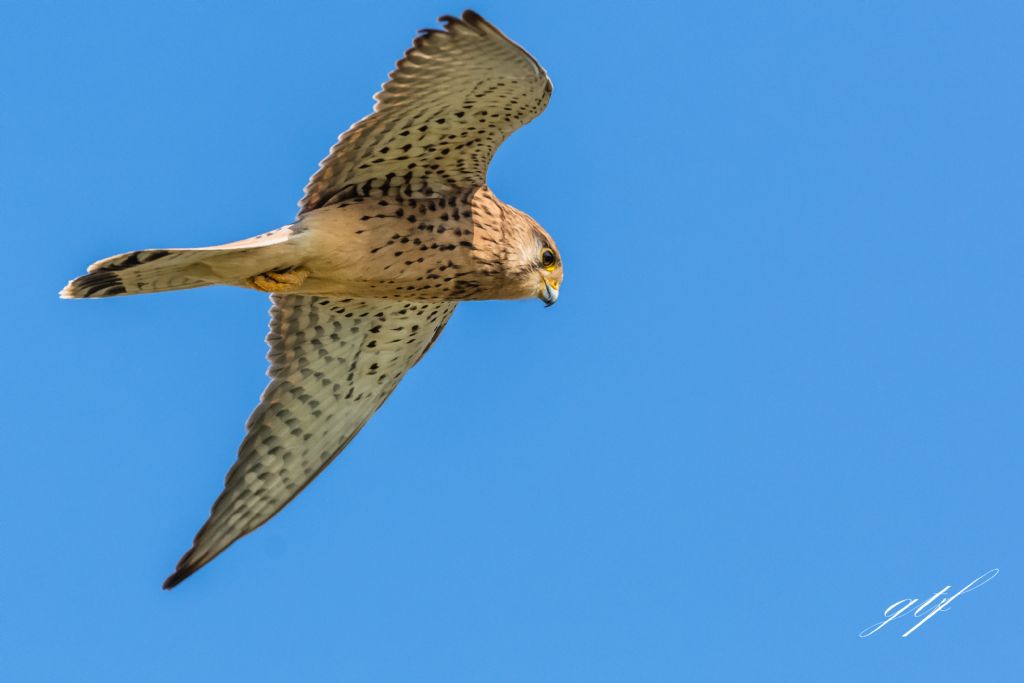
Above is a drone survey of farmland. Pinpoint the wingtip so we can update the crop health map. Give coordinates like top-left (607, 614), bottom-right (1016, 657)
top-left (162, 566), bottom-right (194, 590)
top-left (162, 548), bottom-right (202, 589)
top-left (437, 10), bottom-right (489, 32)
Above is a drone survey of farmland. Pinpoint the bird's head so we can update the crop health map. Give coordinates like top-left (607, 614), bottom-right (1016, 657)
top-left (533, 233), bottom-right (563, 307)
top-left (503, 215), bottom-right (563, 306)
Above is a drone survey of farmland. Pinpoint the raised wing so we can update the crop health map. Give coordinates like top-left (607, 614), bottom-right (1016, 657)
top-left (164, 295), bottom-right (456, 588)
top-left (299, 10), bottom-right (551, 213)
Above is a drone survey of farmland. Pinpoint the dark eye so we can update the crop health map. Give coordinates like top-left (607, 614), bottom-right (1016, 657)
top-left (541, 248), bottom-right (557, 269)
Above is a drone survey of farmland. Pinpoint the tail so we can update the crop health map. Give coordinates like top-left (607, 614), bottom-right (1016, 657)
top-left (60, 248), bottom-right (216, 299)
top-left (61, 228), bottom-right (301, 300)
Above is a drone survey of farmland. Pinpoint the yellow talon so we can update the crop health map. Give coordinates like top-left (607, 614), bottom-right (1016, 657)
top-left (248, 267), bottom-right (310, 293)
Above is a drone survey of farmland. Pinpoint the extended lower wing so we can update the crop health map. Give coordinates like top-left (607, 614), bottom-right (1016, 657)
top-left (164, 294), bottom-right (455, 588)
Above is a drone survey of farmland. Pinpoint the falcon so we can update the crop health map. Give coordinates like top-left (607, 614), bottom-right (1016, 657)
top-left (61, 10), bottom-right (562, 589)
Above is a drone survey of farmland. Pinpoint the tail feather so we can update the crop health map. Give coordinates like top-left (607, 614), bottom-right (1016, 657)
top-left (60, 248), bottom-right (214, 299)
top-left (62, 227), bottom-right (302, 299)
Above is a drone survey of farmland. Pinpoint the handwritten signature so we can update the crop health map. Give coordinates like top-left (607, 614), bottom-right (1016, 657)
top-left (859, 569), bottom-right (999, 638)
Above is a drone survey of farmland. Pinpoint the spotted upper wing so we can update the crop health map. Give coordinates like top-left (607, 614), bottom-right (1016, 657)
top-left (164, 295), bottom-right (456, 588)
top-left (299, 10), bottom-right (551, 213)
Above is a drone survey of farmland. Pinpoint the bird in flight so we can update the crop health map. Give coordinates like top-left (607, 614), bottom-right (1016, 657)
top-left (61, 10), bottom-right (561, 589)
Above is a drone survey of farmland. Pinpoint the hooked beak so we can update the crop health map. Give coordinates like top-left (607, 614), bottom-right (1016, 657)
top-left (538, 278), bottom-right (559, 307)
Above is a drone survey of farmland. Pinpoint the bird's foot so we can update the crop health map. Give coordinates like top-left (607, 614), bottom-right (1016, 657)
top-left (248, 267), bottom-right (310, 293)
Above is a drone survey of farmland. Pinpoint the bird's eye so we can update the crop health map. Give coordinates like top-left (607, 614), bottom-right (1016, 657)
top-left (540, 248), bottom-right (557, 270)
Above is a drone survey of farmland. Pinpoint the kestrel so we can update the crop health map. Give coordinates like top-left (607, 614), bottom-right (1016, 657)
top-left (61, 10), bottom-right (561, 588)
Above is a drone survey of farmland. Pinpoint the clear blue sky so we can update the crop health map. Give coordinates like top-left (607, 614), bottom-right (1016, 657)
top-left (2, 1), bottom-right (1022, 680)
